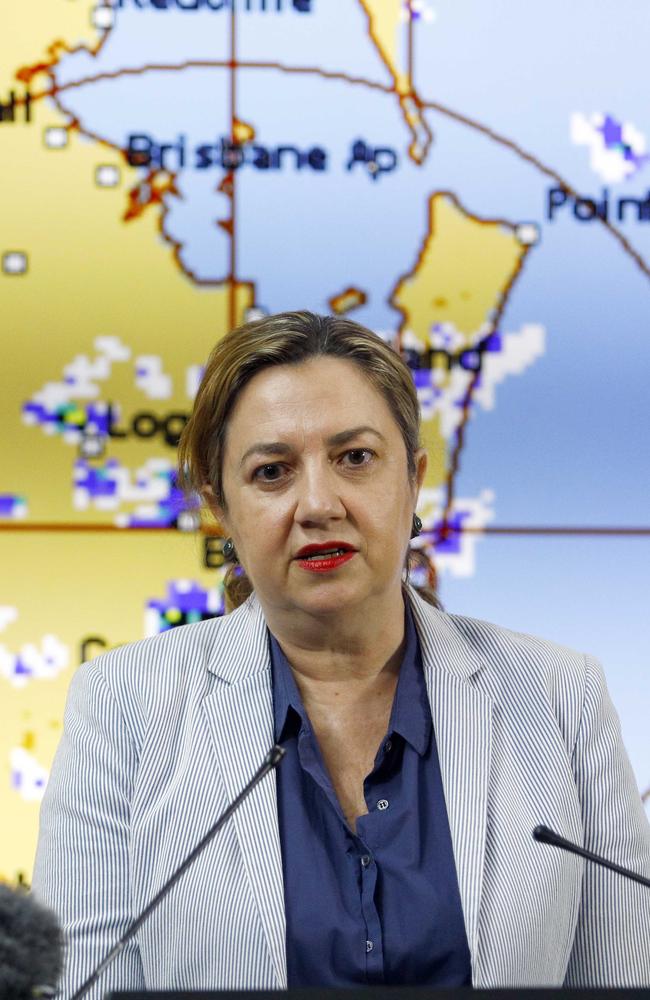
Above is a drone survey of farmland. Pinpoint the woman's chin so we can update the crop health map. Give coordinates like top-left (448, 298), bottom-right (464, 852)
top-left (270, 574), bottom-right (361, 617)
top-left (296, 589), bottom-right (359, 618)
top-left (290, 574), bottom-right (392, 620)
top-left (256, 565), bottom-right (399, 621)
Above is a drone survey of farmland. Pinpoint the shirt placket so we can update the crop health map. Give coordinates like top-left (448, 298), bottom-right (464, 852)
top-left (295, 711), bottom-right (398, 984)
top-left (357, 846), bottom-right (384, 980)
top-left (354, 736), bottom-right (397, 983)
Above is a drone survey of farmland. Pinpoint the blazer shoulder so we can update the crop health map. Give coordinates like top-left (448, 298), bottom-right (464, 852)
top-left (89, 611), bottom-right (228, 680)
top-left (447, 609), bottom-right (587, 676)
top-left (73, 600), bottom-right (261, 742)
top-left (414, 593), bottom-right (590, 708)
top-left (431, 606), bottom-right (591, 752)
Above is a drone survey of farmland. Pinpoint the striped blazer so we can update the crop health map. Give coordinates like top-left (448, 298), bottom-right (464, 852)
top-left (32, 587), bottom-right (650, 997)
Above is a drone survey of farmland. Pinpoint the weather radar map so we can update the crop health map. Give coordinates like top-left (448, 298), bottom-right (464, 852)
top-left (1, 0), bottom-right (649, 878)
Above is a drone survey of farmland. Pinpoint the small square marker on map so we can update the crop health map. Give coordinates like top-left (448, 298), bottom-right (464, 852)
top-left (244, 306), bottom-right (269, 323)
top-left (177, 510), bottom-right (201, 533)
top-left (92, 5), bottom-right (115, 30)
top-left (95, 165), bottom-right (121, 188)
top-left (516, 223), bottom-right (541, 246)
top-left (44, 127), bottom-right (68, 150)
top-left (79, 431), bottom-right (106, 460)
top-left (2, 252), bottom-right (28, 276)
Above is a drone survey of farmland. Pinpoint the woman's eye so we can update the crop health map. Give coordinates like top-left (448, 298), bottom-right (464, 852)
top-left (343, 448), bottom-right (373, 466)
top-left (253, 463), bottom-right (286, 482)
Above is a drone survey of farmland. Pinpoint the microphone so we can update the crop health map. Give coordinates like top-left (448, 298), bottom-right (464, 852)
top-left (70, 743), bottom-right (286, 1000)
top-left (0, 883), bottom-right (63, 999)
top-left (533, 824), bottom-right (650, 889)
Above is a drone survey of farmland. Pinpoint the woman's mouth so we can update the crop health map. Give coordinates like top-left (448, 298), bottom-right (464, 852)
top-left (300, 548), bottom-right (348, 560)
top-left (296, 547), bottom-right (356, 573)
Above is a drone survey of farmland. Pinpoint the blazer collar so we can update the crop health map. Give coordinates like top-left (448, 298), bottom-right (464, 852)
top-left (406, 586), bottom-right (485, 682)
top-left (206, 594), bottom-right (269, 683)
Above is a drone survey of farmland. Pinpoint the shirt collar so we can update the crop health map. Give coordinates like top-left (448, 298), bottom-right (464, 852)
top-left (269, 603), bottom-right (431, 756)
top-left (269, 630), bottom-right (307, 743)
top-left (386, 602), bottom-right (431, 756)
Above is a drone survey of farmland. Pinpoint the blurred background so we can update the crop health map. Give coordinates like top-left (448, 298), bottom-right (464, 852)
top-left (2, 0), bottom-right (648, 882)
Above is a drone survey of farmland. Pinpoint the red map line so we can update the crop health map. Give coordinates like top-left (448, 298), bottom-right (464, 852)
top-left (476, 527), bottom-right (650, 536)
top-left (1, 525), bottom-right (648, 535)
top-left (29, 56), bottom-right (649, 283)
top-left (452, 256), bottom-right (533, 526)
top-left (39, 58), bottom-right (394, 100)
top-left (407, 1), bottom-right (414, 92)
top-left (229, 7), bottom-right (237, 329)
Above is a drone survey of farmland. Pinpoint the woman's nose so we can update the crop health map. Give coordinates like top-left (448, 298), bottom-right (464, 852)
top-left (294, 462), bottom-right (346, 525)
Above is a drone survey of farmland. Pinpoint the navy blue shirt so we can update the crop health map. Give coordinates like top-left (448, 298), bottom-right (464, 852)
top-left (270, 605), bottom-right (472, 987)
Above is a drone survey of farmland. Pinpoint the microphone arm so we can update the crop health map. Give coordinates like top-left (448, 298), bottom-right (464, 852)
top-left (533, 824), bottom-right (650, 889)
top-left (71, 744), bottom-right (286, 1000)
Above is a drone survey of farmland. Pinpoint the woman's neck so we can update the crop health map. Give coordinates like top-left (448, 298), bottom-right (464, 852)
top-left (262, 587), bottom-right (407, 695)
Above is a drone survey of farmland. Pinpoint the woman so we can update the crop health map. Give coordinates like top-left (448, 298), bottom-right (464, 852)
top-left (33, 311), bottom-right (650, 996)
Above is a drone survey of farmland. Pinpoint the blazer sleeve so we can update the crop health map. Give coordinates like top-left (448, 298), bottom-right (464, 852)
top-left (31, 658), bottom-right (145, 1000)
top-left (564, 654), bottom-right (650, 986)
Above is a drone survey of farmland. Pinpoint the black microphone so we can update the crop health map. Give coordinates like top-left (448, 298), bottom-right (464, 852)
top-left (533, 824), bottom-right (650, 889)
top-left (0, 883), bottom-right (63, 999)
top-left (70, 743), bottom-right (285, 1000)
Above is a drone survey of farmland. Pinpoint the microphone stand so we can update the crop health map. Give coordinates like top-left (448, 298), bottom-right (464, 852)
top-left (533, 824), bottom-right (650, 889)
top-left (71, 744), bottom-right (286, 1000)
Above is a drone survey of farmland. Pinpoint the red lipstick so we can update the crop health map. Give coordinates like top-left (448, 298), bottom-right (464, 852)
top-left (294, 541), bottom-right (356, 574)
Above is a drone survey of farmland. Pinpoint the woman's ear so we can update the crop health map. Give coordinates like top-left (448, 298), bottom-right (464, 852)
top-left (201, 483), bottom-right (229, 535)
top-left (414, 448), bottom-right (428, 493)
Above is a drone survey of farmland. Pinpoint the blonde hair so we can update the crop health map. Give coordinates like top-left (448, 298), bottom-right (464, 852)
top-left (178, 310), bottom-right (439, 609)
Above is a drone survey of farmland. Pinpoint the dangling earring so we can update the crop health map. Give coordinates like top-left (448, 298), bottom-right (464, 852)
top-left (222, 538), bottom-right (237, 561)
top-left (411, 514), bottom-right (423, 539)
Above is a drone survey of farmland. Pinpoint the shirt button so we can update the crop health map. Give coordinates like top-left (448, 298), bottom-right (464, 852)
top-left (377, 798), bottom-right (389, 811)
top-left (360, 854), bottom-right (372, 868)
top-left (366, 940), bottom-right (374, 953)
top-left (384, 740), bottom-right (392, 752)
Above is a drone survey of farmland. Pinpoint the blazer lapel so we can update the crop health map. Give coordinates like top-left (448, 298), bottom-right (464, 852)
top-left (408, 590), bottom-right (492, 981)
top-left (201, 598), bottom-right (287, 988)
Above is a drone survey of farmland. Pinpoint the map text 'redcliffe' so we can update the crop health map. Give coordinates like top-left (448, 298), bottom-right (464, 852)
top-left (114, 0), bottom-right (312, 11)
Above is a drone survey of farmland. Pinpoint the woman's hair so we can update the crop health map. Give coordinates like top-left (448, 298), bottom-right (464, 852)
top-left (178, 310), bottom-right (440, 609)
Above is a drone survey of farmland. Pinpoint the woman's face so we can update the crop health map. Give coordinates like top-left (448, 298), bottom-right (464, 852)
top-left (216, 356), bottom-right (426, 621)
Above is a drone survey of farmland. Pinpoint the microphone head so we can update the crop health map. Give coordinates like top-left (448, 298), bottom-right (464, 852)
top-left (0, 884), bottom-right (63, 999)
top-left (533, 824), bottom-right (559, 845)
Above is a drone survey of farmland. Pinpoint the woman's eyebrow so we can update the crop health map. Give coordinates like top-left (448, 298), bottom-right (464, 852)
top-left (326, 425), bottom-right (385, 447)
top-left (239, 442), bottom-right (293, 467)
top-left (239, 427), bottom-right (386, 467)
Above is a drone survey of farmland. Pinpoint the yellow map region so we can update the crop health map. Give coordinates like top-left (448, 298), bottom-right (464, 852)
top-left (1, 530), bottom-right (225, 881)
top-left (329, 286), bottom-right (367, 314)
top-left (357, 0), bottom-right (409, 94)
top-left (391, 192), bottom-right (529, 489)
top-left (393, 192), bottom-right (528, 340)
top-left (1, 97), bottom-right (253, 524)
top-left (1, 97), bottom-right (251, 879)
top-left (356, 0), bottom-right (432, 163)
top-left (0, 1), bottom-right (100, 92)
